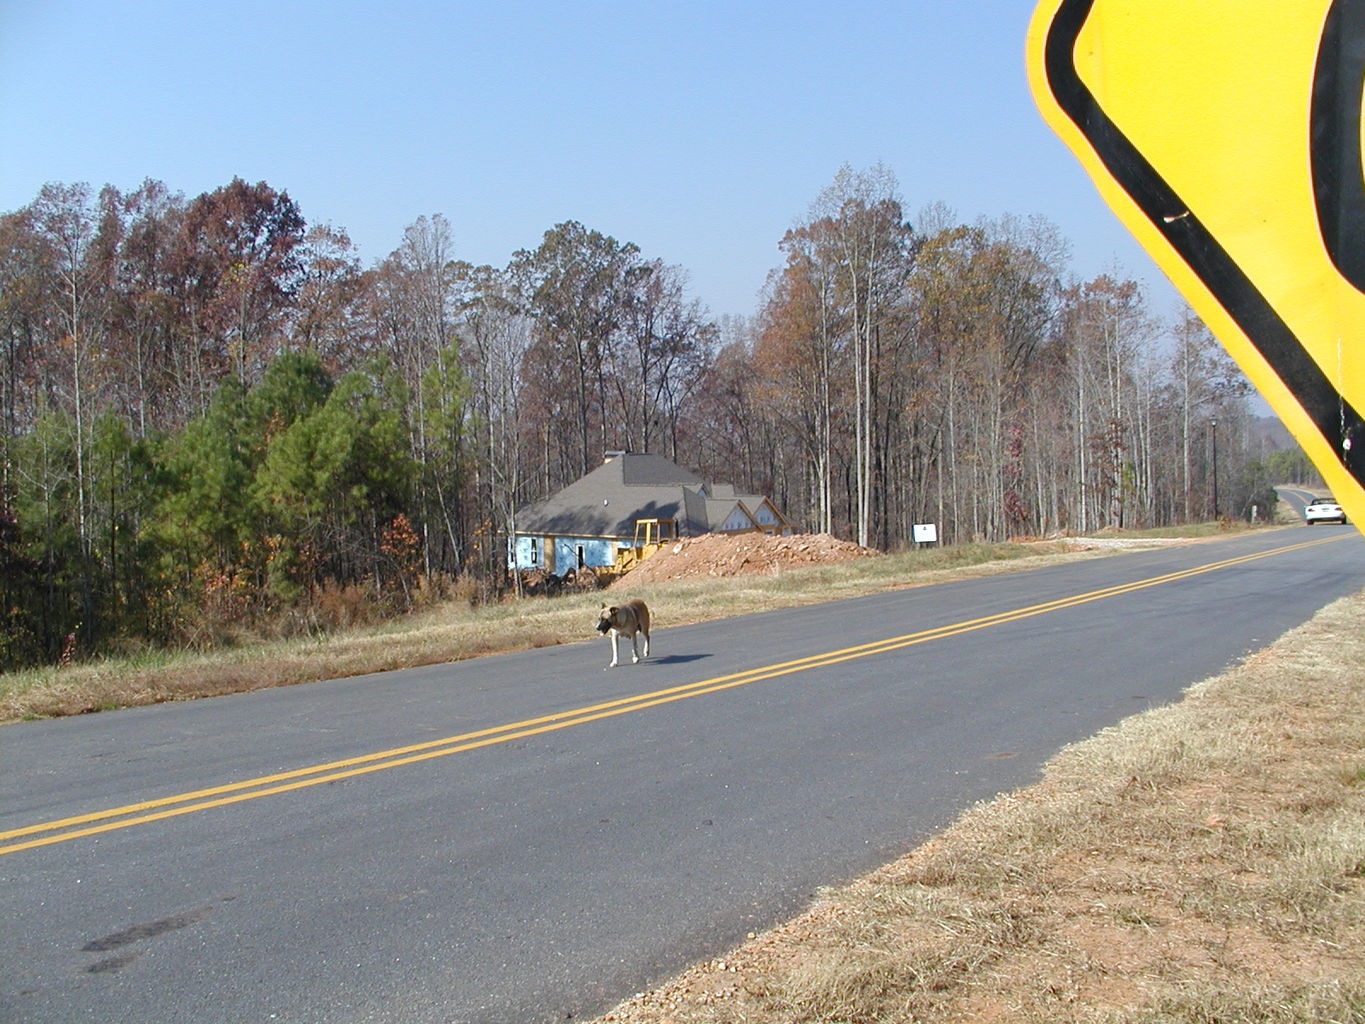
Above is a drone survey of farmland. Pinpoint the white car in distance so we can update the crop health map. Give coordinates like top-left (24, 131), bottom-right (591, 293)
top-left (1303, 496), bottom-right (1348, 525)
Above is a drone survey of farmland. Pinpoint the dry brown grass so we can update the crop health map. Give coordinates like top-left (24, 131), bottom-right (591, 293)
top-left (596, 588), bottom-right (1365, 1024)
top-left (0, 594), bottom-right (593, 721)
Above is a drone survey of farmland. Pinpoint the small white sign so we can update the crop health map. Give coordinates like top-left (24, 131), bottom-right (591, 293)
top-left (912, 523), bottom-right (938, 544)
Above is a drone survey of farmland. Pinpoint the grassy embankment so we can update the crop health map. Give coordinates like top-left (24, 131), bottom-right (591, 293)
top-left (1, 524), bottom-right (1249, 724)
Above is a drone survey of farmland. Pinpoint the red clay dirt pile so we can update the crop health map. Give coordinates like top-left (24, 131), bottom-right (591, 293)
top-left (610, 531), bottom-right (877, 588)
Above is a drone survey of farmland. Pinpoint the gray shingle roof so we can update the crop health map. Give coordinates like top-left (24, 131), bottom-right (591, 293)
top-left (514, 452), bottom-right (794, 540)
top-left (515, 453), bottom-right (708, 537)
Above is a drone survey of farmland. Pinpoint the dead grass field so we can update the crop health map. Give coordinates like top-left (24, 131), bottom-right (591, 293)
top-left (594, 588), bottom-right (1365, 1024)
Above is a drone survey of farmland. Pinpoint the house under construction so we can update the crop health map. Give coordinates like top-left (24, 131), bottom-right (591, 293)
top-left (509, 452), bottom-right (795, 576)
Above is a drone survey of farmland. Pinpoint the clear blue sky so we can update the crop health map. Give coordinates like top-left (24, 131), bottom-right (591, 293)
top-left (0, 0), bottom-right (1178, 321)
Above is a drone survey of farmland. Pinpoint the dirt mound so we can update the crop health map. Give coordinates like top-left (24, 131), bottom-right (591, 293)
top-left (611, 531), bottom-right (877, 588)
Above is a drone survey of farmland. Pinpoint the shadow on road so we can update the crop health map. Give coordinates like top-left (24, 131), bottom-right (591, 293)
top-left (649, 654), bottom-right (712, 666)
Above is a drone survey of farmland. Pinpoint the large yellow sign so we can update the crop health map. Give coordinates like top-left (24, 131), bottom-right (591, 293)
top-left (1027, 0), bottom-right (1365, 530)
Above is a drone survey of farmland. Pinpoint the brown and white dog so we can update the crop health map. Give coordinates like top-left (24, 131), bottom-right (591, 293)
top-left (597, 599), bottom-right (651, 667)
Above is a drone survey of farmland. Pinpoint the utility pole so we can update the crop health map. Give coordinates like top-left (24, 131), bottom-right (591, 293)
top-left (1210, 417), bottom-right (1219, 517)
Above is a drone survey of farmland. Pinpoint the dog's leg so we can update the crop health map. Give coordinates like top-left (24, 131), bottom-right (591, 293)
top-left (608, 631), bottom-right (619, 668)
top-left (641, 629), bottom-right (650, 660)
top-left (630, 631), bottom-right (641, 664)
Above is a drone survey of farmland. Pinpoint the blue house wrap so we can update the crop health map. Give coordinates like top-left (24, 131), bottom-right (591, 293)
top-left (513, 535), bottom-right (615, 572)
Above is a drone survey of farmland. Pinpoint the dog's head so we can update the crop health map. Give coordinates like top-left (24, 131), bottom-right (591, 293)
top-left (596, 605), bottom-right (616, 634)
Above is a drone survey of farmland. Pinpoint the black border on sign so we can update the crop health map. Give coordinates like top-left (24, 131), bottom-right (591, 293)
top-left (1311, 0), bottom-right (1365, 291)
top-left (1042, 0), bottom-right (1363, 486)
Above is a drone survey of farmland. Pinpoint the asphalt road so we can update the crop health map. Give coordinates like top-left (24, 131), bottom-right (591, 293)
top-left (1279, 484), bottom-right (1318, 512)
top-left (3, 526), bottom-right (1362, 1023)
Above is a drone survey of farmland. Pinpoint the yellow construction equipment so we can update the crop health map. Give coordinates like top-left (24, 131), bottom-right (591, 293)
top-left (614, 518), bottom-right (677, 574)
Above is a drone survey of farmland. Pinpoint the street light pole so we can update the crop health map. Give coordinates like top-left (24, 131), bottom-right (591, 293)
top-left (1210, 417), bottom-right (1219, 518)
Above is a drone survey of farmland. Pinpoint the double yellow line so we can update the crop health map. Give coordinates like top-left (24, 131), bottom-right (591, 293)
top-left (1, 534), bottom-right (1343, 857)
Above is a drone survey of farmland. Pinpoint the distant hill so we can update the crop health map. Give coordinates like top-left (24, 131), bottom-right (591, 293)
top-left (1247, 414), bottom-right (1294, 452)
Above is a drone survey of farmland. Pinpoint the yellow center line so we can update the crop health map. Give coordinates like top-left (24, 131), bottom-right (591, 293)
top-left (1, 534), bottom-right (1345, 857)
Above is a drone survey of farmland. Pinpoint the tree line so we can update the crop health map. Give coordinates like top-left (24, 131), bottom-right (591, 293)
top-left (0, 166), bottom-right (1295, 668)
